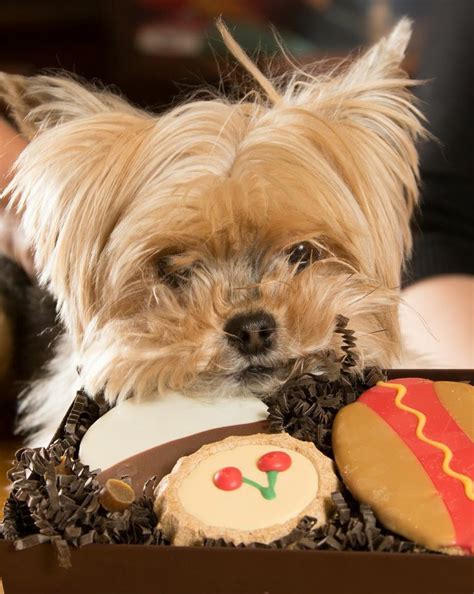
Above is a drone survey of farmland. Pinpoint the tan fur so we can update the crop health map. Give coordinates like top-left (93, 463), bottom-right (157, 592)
top-left (0, 20), bottom-right (425, 441)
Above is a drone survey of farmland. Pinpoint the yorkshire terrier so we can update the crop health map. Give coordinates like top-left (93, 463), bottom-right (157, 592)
top-left (0, 20), bottom-right (425, 445)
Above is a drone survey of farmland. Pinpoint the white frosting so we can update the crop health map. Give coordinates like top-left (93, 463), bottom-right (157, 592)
top-left (79, 392), bottom-right (267, 471)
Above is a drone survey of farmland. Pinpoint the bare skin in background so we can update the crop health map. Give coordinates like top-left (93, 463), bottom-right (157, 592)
top-left (399, 275), bottom-right (473, 368)
top-left (399, 0), bottom-right (473, 368)
top-left (0, 120), bottom-right (27, 382)
top-left (0, 117), bottom-right (472, 372)
top-left (0, 119), bottom-right (32, 276)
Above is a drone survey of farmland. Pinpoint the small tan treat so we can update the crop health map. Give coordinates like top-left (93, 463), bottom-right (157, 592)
top-left (54, 456), bottom-right (72, 476)
top-left (99, 479), bottom-right (136, 512)
top-left (154, 433), bottom-right (338, 546)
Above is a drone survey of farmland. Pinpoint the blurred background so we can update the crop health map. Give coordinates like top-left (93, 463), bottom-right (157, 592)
top-left (0, 0), bottom-right (433, 109)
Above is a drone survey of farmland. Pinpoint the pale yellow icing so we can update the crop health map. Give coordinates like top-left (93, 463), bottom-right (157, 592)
top-left (178, 445), bottom-right (319, 531)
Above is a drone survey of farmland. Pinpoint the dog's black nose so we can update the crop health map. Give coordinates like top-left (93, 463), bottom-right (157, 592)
top-left (224, 311), bottom-right (276, 356)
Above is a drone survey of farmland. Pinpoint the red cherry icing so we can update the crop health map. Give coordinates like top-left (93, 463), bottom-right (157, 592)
top-left (213, 467), bottom-right (243, 491)
top-left (257, 451), bottom-right (292, 472)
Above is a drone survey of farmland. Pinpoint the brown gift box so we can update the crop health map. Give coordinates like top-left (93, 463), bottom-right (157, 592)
top-left (1, 370), bottom-right (473, 594)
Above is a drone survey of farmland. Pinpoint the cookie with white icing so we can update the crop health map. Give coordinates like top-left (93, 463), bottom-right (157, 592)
top-left (154, 433), bottom-right (338, 546)
top-left (80, 391), bottom-right (268, 471)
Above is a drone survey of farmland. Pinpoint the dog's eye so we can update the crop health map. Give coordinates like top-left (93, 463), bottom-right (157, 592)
top-left (286, 242), bottom-right (323, 271)
top-left (156, 256), bottom-right (193, 288)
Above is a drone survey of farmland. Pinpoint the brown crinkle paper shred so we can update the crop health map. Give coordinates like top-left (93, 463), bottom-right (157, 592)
top-left (295, 492), bottom-right (431, 553)
top-left (1, 391), bottom-right (167, 568)
top-left (1, 315), bottom-right (432, 560)
top-left (263, 315), bottom-right (387, 458)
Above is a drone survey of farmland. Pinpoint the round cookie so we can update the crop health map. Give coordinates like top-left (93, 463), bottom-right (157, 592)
top-left (154, 433), bottom-right (338, 546)
top-left (333, 378), bottom-right (474, 555)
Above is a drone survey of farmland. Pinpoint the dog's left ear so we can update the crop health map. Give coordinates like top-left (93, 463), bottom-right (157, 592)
top-left (220, 18), bottom-right (425, 285)
top-left (286, 19), bottom-right (425, 286)
top-left (0, 73), bottom-right (141, 139)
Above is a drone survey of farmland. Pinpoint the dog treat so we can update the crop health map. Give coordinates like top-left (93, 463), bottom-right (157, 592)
top-left (80, 391), bottom-right (268, 471)
top-left (99, 479), bottom-right (136, 512)
top-left (155, 433), bottom-right (338, 546)
top-left (333, 378), bottom-right (474, 554)
top-left (54, 455), bottom-right (72, 476)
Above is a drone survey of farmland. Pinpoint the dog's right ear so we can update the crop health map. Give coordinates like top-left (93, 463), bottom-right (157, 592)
top-left (0, 73), bottom-right (141, 139)
top-left (1, 74), bottom-right (152, 339)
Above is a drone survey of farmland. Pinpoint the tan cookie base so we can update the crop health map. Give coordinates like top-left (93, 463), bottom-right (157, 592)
top-left (155, 433), bottom-right (338, 546)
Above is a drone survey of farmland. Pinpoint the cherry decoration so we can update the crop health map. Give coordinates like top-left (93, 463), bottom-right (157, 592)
top-left (213, 451), bottom-right (293, 499)
top-left (213, 467), bottom-right (243, 491)
top-left (257, 451), bottom-right (292, 473)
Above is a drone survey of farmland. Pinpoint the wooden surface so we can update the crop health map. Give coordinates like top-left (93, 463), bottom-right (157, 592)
top-left (0, 440), bottom-right (19, 594)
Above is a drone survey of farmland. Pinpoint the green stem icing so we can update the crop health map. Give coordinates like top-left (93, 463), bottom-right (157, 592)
top-left (266, 470), bottom-right (278, 494)
top-left (242, 470), bottom-right (279, 500)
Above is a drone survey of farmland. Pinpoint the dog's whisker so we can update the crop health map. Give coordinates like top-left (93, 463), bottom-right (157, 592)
top-left (151, 286), bottom-right (161, 305)
top-left (207, 361), bottom-right (237, 373)
top-left (398, 297), bottom-right (440, 342)
top-left (346, 286), bottom-right (380, 306)
top-left (318, 257), bottom-right (358, 275)
top-left (232, 278), bottom-right (293, 291)
top-left (357, 328), bottom-right (388, 337)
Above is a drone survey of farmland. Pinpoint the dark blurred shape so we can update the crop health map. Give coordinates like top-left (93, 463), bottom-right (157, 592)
top-left (0, 0), bottom-right (427, 110)
top-left (0, 1), bottom-right (107, 78)
top-left (405, 0), bottom-right (474, 285)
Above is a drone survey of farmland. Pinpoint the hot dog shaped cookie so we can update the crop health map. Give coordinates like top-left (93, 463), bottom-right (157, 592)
top-left (333, 378), bottom-right (474, 554)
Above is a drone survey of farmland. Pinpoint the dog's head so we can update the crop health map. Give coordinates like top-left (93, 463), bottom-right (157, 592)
top-left (1, 20), bottom-right (424, 402)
